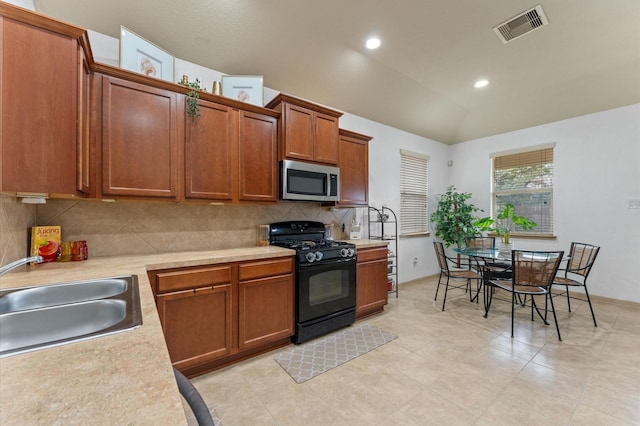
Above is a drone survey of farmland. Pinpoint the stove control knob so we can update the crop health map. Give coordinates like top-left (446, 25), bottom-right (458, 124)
top-left (305, 252), bottom-right (316, 263)
top-left (347, 248), bottom-right (355, 257)
top-left (340, 248), bottom-right (349, 257)
top-left (314, 251), bottom-right (323, 261)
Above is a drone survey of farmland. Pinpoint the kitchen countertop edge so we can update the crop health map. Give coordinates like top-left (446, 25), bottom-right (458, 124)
top-left (0, 246), bottom-right (295, 425)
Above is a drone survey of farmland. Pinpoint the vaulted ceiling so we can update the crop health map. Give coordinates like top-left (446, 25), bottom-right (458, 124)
top-left (34, 0), bottom-right (640, 144)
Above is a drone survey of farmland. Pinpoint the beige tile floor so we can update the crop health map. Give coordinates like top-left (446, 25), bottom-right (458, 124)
top-left (185, 276), bottom-right (640, 425)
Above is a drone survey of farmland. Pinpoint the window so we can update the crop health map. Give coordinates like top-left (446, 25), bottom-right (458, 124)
top-left (400, 149), bottom-right (429, 236)
top-left (491, 144), bottom-right (554, 235)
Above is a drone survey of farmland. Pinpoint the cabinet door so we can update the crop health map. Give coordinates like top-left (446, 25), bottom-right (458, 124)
top-left (238, 259), bottom-right (294, 350)
top-left (76, 48), bottom-right (92, 194)
top-left (339, 131), bottom-right (370, 206)
top-left (313, 112), bottom-right (339, 165)
top-left (156, 285), bottom-right (233, 371)
top-left (1, 17), bottom-right (78, 194)
top-left (356, 247), bottom-right (388, 318)
top-left (102, 76), bottom-right (178, 198)
top-left (185, 99), bottom-right (237, 200)
top-left (282, 103), bottom-right (314, 161)
top-left (238, 111), bottom-right (278, 202)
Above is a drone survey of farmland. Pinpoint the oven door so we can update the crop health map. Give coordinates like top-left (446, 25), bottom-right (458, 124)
top-left (296, 257), bottom-right (356, 324)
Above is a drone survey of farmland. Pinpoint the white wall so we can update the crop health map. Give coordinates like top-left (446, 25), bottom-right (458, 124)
top-left (4, 0), bottom-right (34, 9)
top-left (449, 104), bottom-right (640, 303)
top-left (339, 114), bottom-right (449, 284)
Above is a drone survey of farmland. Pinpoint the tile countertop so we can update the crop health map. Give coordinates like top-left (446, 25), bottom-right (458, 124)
top-left (0, 246), bottom-right (294, 425)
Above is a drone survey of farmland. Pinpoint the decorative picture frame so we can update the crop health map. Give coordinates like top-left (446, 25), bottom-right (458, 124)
top-left (120, 26), bottom-right (174, 82)
top-left (222, 75), bottom-right (264, 106)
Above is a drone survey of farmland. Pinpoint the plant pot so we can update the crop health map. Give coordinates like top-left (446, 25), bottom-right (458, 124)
top-left (498, 242), bottom-right (514, 256)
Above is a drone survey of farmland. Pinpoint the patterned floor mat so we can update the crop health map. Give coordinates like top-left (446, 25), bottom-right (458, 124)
top-left (273, 323), bottom-right (397, 384)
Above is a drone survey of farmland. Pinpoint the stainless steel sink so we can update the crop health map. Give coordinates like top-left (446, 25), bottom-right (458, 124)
top-left (0, 275), bottom-right (142, 357)
top-left (0, 278), bottom-right (128, 314)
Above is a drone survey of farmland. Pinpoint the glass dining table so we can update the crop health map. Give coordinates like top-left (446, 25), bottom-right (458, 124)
top-left (451, 247), bottom-right (567, 317)
top-left (451, 247), bottom-right (515, 317)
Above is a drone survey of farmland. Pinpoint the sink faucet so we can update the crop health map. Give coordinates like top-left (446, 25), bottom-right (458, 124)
top-left (0, 256), bottom-right (43, 277)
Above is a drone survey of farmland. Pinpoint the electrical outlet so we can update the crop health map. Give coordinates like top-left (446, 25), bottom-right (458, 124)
top-left (629, 200), bottom-right (640, 209)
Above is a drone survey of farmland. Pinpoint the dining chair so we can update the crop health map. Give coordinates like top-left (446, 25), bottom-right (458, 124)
top-left (465, 236), bottom-right (495, 249)
top-left (552, 242), bottom-right (600, 326)
top-left (488, 250), bottom-right (564, 340)
top-left (465, 236), bottom-right (511, 273)
top-left (433, 241), bottom-right (482, 311)
top-left (173, 367), bottom-right (215, 426)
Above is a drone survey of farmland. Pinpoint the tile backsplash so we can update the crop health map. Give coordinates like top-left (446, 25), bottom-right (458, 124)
top-left (0, 195), bottom-right (359, 263)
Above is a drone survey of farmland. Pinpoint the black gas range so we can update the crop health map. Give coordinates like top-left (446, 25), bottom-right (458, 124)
top-left (269, 221), bottom-right (357, 344)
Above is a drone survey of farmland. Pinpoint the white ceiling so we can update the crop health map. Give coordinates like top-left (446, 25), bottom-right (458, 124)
top-left (33, 0), bottom-right (640, 144)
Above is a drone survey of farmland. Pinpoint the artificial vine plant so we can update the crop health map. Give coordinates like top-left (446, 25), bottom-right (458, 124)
top-left (430, 185), bottom-right (483, 248)
top-left (178, 77), bottom-right (204, 120)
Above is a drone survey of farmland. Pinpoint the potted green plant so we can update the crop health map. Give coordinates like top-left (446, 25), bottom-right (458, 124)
top-left (430, 185), bottom-right (483, 249)
top-left (474, 204), bottom-right (537, 254)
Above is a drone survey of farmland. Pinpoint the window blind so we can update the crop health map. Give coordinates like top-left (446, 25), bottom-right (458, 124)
top-left (492, 147), bottom-right (554, 234)
top-left (400, 150), bottom-right (429, 235)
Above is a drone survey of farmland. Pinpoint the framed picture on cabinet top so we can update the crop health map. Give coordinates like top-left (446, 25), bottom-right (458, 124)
top-left (222, 75), bottom-right (264, 106)
top-left (120, 26), bottom-right (174, 82)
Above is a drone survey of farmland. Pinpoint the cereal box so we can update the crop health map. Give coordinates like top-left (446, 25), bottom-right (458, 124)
top-left (30, 226), bottom-right (61, 263)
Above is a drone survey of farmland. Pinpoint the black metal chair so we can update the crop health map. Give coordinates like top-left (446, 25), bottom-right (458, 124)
top-left (552, 242), bottom-right (600, 326)
top-left (173, 367), bottom-right (216, 426)
top-left (433, 241), bottom-right (482, 311)
top-left (488, 250), bottom-right (564, 340)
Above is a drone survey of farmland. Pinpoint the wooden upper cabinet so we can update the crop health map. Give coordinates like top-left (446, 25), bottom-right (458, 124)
top-left (185, 99), bottom-right (237, 201)
top-left (314, 112), bottom-right (340, 165)
top-left (266, 94), bottom-right (342, 165)
top-left (337, 129), bottom-right (372, 207)
top-left (184, 101), bottom-right (278, 203)
top-left (101, 76), bottom-right (179, 199)
top-left (0, 6), bottom-right (86, 195)
top-left (76, 48), bottom-right (93, 195)
top-left (238, 111), bottom-right (278, 202)
top-left (280, 103), bottom-right (314, 161)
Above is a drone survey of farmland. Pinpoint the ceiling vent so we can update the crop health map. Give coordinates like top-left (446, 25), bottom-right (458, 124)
top-left (493, 5), bottom-right (549, 43)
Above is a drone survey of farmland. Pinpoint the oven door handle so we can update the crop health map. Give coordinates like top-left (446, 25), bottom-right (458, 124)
top-left (298, 257), bottom-right (356, 268)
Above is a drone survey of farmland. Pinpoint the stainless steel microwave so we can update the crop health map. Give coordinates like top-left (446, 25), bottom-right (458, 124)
top-left (280, 159), bottom-right (340, 202)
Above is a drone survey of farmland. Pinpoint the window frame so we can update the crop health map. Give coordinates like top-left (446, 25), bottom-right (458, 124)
top-left (399, 149), bottom-right (429, 237)
top-left (490, 143), bottom-right (555, 238)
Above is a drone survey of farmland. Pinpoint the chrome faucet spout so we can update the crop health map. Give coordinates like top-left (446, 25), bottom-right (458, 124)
top-left (0, 256), bottom-right (43, 276)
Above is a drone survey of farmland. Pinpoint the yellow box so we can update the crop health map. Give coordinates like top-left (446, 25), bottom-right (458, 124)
top-left (30, 226), bottom-right (61, 263)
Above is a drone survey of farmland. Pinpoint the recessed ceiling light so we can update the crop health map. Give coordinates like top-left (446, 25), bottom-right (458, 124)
top-left (365, 38), bottom-right (381, 49)
top-left (474, 79), bottom-right (489, 88)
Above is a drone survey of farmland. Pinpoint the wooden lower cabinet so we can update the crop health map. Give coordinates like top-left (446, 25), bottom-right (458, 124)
top-left (149, 256), bottom-right (294, 376)
top-left (156, 285), bottom-right (233, 371)
top-left (356, 246), bottom-right (389, 319)
top-left (238, 258), bottom-right (294, 350)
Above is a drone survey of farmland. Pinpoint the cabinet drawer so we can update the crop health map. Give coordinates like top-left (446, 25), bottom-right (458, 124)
top-left (156, 266), bottom-right (232, 293)
top-left (239, 257), bottom-right (293, 281)
top-left (357, 247), bottom-right (388, 263)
